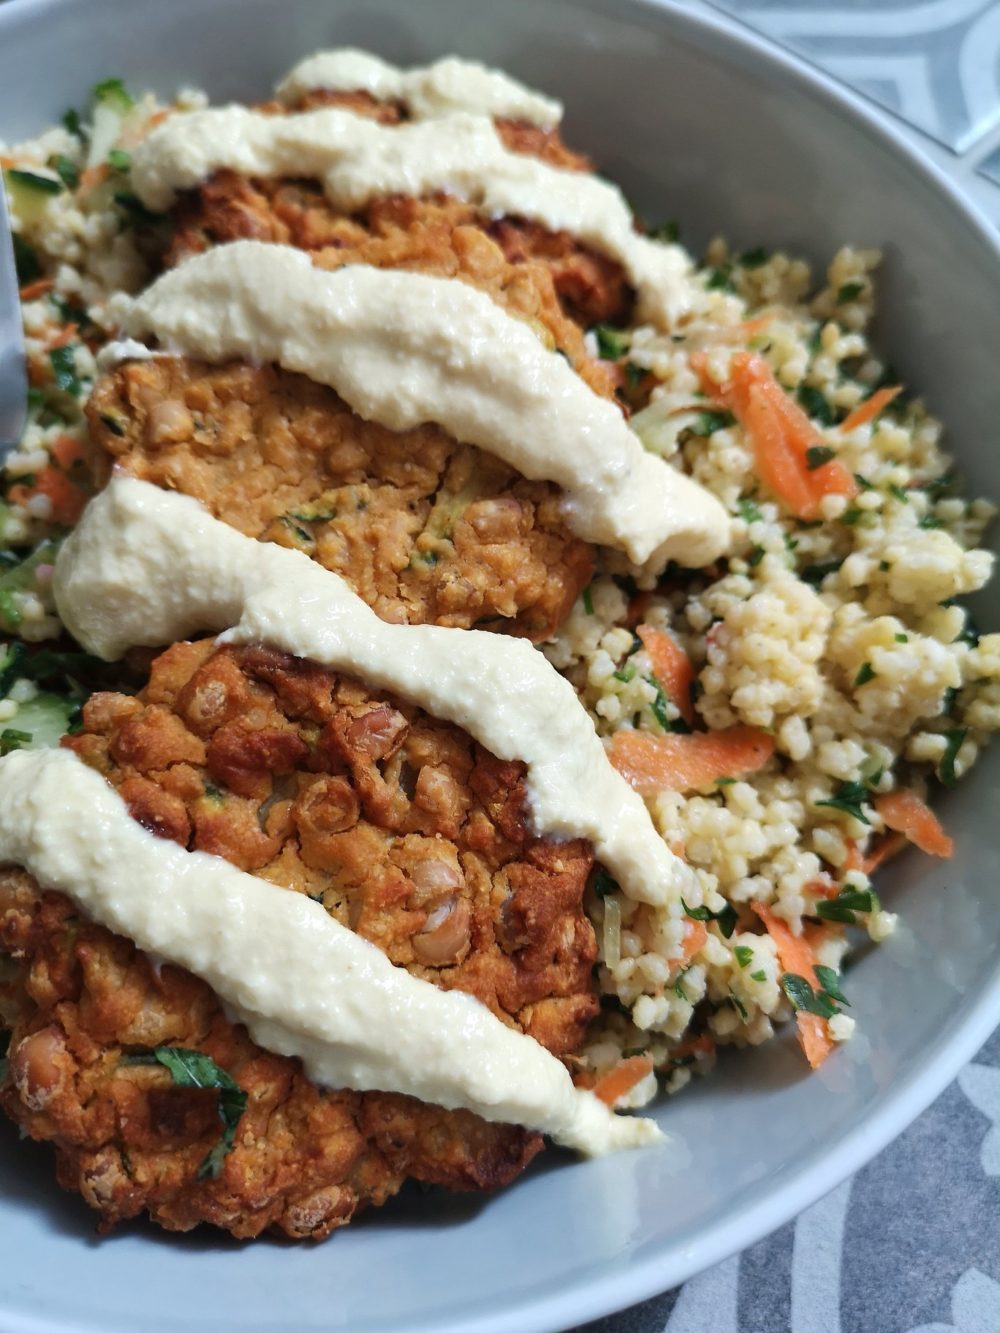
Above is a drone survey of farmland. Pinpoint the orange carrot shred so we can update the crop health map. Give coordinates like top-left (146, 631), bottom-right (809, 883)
top-left (591, 1055), bottom-right (654, 1107)
top-left (752, 902), bottom-right (836, 1070)
top-left (741, 312), bottom-right (775, 338)
top-left (18, 277), bottom-right (53, 301)
top-left (874, 790), bottom-right (953, 858)
top-left (680, 919), bottom-right (708, 964)
top-left (839, 385), bottom-right (903, 434)
top-left (862, 832), bottom-right (906, 876)
top-left (610, 725), bottom-right (774, 795)
top-left (637, 623), bottom-right (695, 724)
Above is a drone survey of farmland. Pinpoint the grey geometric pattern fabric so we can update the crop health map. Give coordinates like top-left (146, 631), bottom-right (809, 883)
top-left (574, 1027), bottom-right (1000, 1333)
top-left (708, 0), bottom-right (1000, 152)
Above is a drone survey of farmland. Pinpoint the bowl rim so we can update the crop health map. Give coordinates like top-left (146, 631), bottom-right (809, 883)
top-left (0, 0), bottom-right (998, 1328)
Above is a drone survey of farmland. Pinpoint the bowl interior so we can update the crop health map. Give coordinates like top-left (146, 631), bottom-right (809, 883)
top-left (0, 1), bottom-right (998, 1330)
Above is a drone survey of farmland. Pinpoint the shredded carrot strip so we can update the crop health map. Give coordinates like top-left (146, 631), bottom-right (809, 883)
top-left (874, 790), bottom-right (953, 858)
top-left (78, 163), bottom-right (109, 193)
top-left (610, 724), bottom-right (774, 795)
top-left (693, 350), bottom-right (857, 519)
top-left (741, 312), bottom-right (776, 338)
top-left (51, 434), bottom-right (84, 470)
top-left (839, 385), bottom-right (902, 434)
top-left (752, 902), bottom-right (836, 1070)
top-left (18, 277), bottom-right (53, 301)
top-left (9, 466), bottom-right (87, 526)
top-left (862, 832), bottom-right (907, 875)
top-left (679, 919), bottom-right (708, 964)
top-left (47, 322), bottom-right (78, 349)
top-left (591, 1055), bottom-right (654, 1107)
top-left (637, 623), bottom-right (695, 725)
top-left (671, 1033), bottom-right (715, 1061)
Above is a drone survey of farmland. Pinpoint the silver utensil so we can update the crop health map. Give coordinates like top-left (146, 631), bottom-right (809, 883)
top-left (0, 179), bottom-right (27, 451)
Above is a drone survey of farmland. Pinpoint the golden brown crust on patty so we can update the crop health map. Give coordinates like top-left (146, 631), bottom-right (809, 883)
top-left (87, 357), bottom-right (594, 639)
top-left (162, 87), bottom-right (633, 330)
top-left (0, 639), bottom-right (599, 1238)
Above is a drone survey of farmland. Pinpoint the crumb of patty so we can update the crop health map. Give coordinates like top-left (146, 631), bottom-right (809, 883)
top-left (0, 640), bottom-right (600, 1239)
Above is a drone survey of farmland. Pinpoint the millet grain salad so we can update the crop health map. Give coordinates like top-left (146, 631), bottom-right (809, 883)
top-left (3, 76), bottom-right (998, 1114)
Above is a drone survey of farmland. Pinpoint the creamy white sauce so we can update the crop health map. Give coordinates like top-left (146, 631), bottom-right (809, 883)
top-left (0, 747), bottom-right (656, 1155)
top-left (275, 48), bottom-right (562, 129)
top-left (120, 242), bottom-right (730, 569)
top-left (54, 477), bottom-right (697, 911)
top-left (129, 106), bottom-right (692, 328)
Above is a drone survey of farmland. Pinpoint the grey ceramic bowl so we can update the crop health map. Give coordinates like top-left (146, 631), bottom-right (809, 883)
top-left (1, 1), bottom-right (998, 1329)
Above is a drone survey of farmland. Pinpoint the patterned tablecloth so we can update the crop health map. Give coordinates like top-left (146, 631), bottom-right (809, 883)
top-left (576, 4), bottom-right (1000, 1330)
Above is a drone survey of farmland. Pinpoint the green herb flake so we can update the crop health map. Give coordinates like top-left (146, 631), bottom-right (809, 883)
top-left (815, 886), bottom-right (877, 924)
top-left (612, 664), bottom-right (636, 684)
top-left (814, 965), bottom-right (849, 1005)
top-left (706, 263), bottom-right (735, 293)
top-left (113, 190), bottom-right (167, 229)
top-left (806, 445), bottom-right (836, 470)
top-left (737, 498), bottom-right (763, 525)
top-left (716, 775), bottom-right (736, 786)
top-left (734, 944), bottom-right (754, 969)
top-left (895, 633), bottom-right (909, 643)
top-left (750, 969), bottom-right (767, 983)
top-left (841, 506), bottom-right (864, 527)
top-left (815, 779), bottom-right (872, 825)
top-left (837, 281), bottom-right (865, 304)
top-left (92, 77), bottom-right (134, 110)
top-left (593, 323), bottom-right (629, 360)
top-left (780, 972), bottom-right (839, 1020)
top-left (49, 344), bottom-right (81, 396)
top-left (150, 1047), bottom-right (247, 1179)
top-left (692, 409), bottom-right (735, 437)
top-left (646, 678), bottom-right (675, 732)
top-left (649, 220), bottom-right (679, 243)
top-left (938, 728), bottom-right (967, 788)
top-left (887, 483), bottom-right (909, 504)
top-left (582, 584), bottom-right (594, 615)
top-left (729, 991), bottom-right (749, 1020)
top-left (48, 153), bottom-right (80, 190)
top-left (0, 728), bottom-right (32, 756)
top-left (62, 108), bottom-right (83, 138)
top-left (739, 246), bottom-right (769, 268)
top-left (801, 559), bottom-right (843, 586)
top-left (853, 662), bottom-right (876, 688)
top-left (854, 473), bottom-right (874, 491)
top-left (797, 386), bottom-right (835, 427)
top-left (748, 545), bottom-right (765, 568)
top-left (6, 168), bottom-right (63, 196)
top-left (682, 897), bottom-right (738, 940)
top-left (107, 147), bottom-right (132, 172)
top-left (593, 868), bottom-right (619, 898)
top-left (673, 966), bottom-right (692, 1001)
top-left (919, 514), bottom-right (943, 529)
top-left (12, 234), bottom-right (41, 285)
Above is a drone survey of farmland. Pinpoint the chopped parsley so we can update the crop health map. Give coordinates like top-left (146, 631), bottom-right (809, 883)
top-left (647, 677), bottom-right (686, 733)
top-left (895, 632), bottom-right (909, 643)
top-left (682, 897), bottom-right (738, 939)
top-left (593, 324), bottom-right (629, 360)
top-left (582, 584), bottom-right (594, 615)
top-left (691, 409), bottom-right (735, 437)
top-left (739, 246), bottom-right (769, 268)
top-left (748, 545), bottom-right (765, 568)
top-left (648, 220), bottom-right (679, 243)
top-left (919, 514), bottom-right (943, 529)
top-left (0, 729), bottom-right (32, 756)
top-left (612, 664), bottom-right (636, 684)
top-left (673, 966), bottom-right (692, 1001)
top-left (715, 776), bottom-right (736, 786)
top-left (62, 107), bottom-right (83, 138)
top-left (800, 558), bottom-right (843, 586)
top-left (48, 154), bottom-right (80, 190)
top-left (733, 944), bottom-right (754, 969)
top-left (837, 281), bottom-right (865, 303)
top-left (887, 483), bottom-right (909, 504)
top-left (107, 147), bottom-right (132, 172)
top-left (6, 168), bottom-right (62, 195)
top-left (840, 506), bottom-right (864, 526)
top-left (938, 728), bottom-right (966, 788)
top-left (797, 385), bottom-right (836, 426)
top-left (750, 969), bottom-right (767, 983)
top-left (148, 1047), bottom-right (246, 1179)
top-left (49, 344), bottom-right (81, 396)
top-left (853, 662), bottom-right (876, 688)
top-left (706, 263), bottom-right (735, 293)
top-left (781, 969), bottom-right (846, 1020)
top-left (815, 778), bottom-right (873, 825)
top-left (728, 991), bottom-right (749, 1020)
top-left (592, 868), bottom-right (618, 898)
top-left (806, 445), bottom-right (836, 470)
top-left (12, 233), bottom-right (41, 285)
top-left (815, 886), bottom-right (878, 924)
top-left (814, 965), bottom-right (848, 1005)
top-left (92, 76), bottom-right (134, 110)
top-left (737, 498), bottom-right (763, 525)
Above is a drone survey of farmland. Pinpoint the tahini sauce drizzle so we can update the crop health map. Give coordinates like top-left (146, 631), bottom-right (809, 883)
top-left (54, 476), bottom-right (697, 911)
top-left (130, 103), bottom-right (692, 327)
top-left (119, 242), bottom-right (730, 570)
top-left (0, 748), bottom-right (656, 1155)
top-left (275, 48), bottom-right (563, 128)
